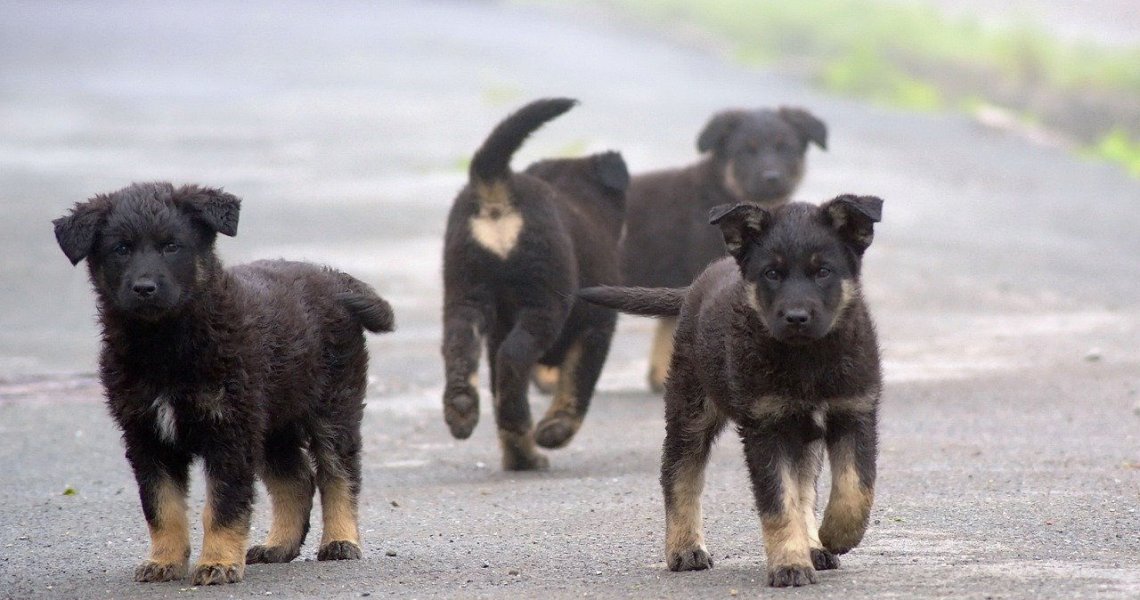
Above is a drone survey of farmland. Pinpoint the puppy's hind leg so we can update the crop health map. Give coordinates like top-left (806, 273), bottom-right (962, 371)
top-left (310, 421), bottom-right (364, 561)
top-left (647, 317), bottom-right (677, 394)
top-left (442, 302), bottom-right (487, 439)
top-left (534, 309), bottom-right (616, 449)
top-left (662, 383), bottom-right (725, 571)
top-left (247, 426), bottom-right (314, 564)
top-left (493, 307), bottom-right (562, 470)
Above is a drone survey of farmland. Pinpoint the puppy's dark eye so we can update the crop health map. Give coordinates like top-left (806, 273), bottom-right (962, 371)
top-left (815, 267), bottom-right (832, 280)
top-left (162, 242), bottom-right (181, 255)
top-left (112, 243), bottom-right (131, 256)
top-left (763, 269), bottom-right (782, 282)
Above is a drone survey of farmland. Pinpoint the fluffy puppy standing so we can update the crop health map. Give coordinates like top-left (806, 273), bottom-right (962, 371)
top-left (581, 195), bottom-right (882, 587)
top-left (53, 182), bottom-right (394, 585)
top-left (441, 98), bottom-right (629, 470)
top-left (621, 107), bottom-right (827, 392)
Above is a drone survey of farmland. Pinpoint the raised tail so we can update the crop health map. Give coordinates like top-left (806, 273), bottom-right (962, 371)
top-left (470, 98), bottom-right (577, 186)
top-left (577, 286), bottom-right (686, 317)
top-left (336, 289), bottom-right (395, 333)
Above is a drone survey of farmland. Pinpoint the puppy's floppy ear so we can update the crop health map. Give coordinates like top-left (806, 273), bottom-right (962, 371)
top-left (709, 202), bottom-right (771, 262)
top-left (697, 110), bottom-right (745, 154)
top-left (593, 151), bottom-right (630, 193)
top-left (778, 107), bottom-right (828, 150)
top-left (53, 196), bottom-right (111, 266)
top-left (176, 185), bottom-right (241, 237)
top-left (821, 195), bottom-right (882, 255)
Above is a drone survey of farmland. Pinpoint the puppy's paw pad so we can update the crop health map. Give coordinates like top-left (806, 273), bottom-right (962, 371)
top-left (811, 548), bottom-right (840, 571)
top-left (190, 563), bottom-right (243, 585)
top-left (534, 415), bottom-right (580, 449)
top-left (767, 565), bottom-right (817, 587)
top-left (443, 392), bottom-right (479, 439)
top-left (667, 547), bottom-right (713, 572)
top-left (134, 560), bottom-right (187, 582)
top-left (317, 540), bottom-right (362, 561)
top-left (246, 544), bottom-right (299, 564)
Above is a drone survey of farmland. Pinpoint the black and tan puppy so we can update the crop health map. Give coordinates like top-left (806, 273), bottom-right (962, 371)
top-left (581, 195), bottom-right (882, 587)
top-left (441, 98), bottom-right (628, 470)
top-left (53, 182), bottom-right (394, 585)
top-left (621, 107), bottom-right (827, 392)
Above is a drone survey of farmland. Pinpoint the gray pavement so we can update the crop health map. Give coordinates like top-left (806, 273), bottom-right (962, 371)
top-left (1, 1), bottom-right (1138, 598)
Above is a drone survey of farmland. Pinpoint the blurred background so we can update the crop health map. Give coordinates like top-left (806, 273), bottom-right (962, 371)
top-left (1, 0), bottom-right (1137, 391)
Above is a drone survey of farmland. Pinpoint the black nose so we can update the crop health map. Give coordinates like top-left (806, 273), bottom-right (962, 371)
top-left (783, 308), bottom-right (811, 326)
top-left (762, 170), bottom-right (782, 185)
top-left (132, 279), bottom-right (157, 298)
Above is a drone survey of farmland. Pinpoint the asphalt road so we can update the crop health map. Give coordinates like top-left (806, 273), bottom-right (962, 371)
top-left (1, 1), bottom-right (1138, 598)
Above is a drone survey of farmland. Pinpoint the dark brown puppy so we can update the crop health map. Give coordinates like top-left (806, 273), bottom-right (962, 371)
top-left (53, 182), bottom-right (394, 585)
top-left (441, 98), bottom-right (628, 470)
top-left (581, 195), bottom-right (882, 588)
top-left (621, 107), bottom-right (827, 392)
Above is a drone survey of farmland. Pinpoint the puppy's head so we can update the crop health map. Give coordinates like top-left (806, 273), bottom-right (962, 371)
top-left (698, 107), bottom-right (827, 204)
top-left (710, 195), bottom-right (881, 344)
top-left (53, 182), bottom-right (240, 321)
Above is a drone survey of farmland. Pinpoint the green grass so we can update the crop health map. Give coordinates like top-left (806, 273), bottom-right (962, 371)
top-left (534, 0), bottom-right (1140, 176)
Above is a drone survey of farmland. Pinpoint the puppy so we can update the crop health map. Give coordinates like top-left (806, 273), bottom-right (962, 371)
top-left (621, 107), bottom-right (827, 392)
top-left (581, 195), bottom-right (882, 587)
top-left (53, 182), bottom-right (394, 585)
top-left (441, 98), bottom-right (629, 470)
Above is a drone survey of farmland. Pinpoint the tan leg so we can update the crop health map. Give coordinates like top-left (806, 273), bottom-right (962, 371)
top-left (134, 476), bottom-right (191, 582)
top-left (192, 481), bottom-right (249, 585)
top-left (819, 449), bottom-right (875, 554)
top-left (758, 460), bottom-right (816, 586)
top-left (246, 469), bottom-right (313, 564)
top-left (648, 317), bottom-right (677, 393)
top-left (662, 396), bottom-right (724, 571)
top-left (798, 440), bottom-right (840, 571)
top-left (317, 477), bottom-right (362, 560)
top-left (534, 342), bottom-right (584, 449)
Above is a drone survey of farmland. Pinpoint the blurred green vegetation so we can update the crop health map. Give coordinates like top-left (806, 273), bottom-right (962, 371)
top-left (538, 0), bottom-right (1140, 176)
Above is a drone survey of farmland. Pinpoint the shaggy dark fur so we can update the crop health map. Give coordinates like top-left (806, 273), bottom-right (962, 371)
top-left (53, 182), bottom-right (394, 586)
top-left (620, 107), bottom-right (827, 392)
top-left (441, 98), bottom-right (628, 470)
top-left (581, 195), bottom-right (882, 587)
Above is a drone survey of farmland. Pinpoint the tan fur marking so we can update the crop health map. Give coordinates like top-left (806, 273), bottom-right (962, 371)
top-left (665, 459), bottom-right (707, 557)
top-left (318, 478), bottom-right (360, 547)
top-left (760, 462), bottom-right (812, 569)
top-left (531, 364), bottom-right (559, 392)
top-left (648, 318), bottom-right (677, 391)
top-left (723, 162), bottom-right (746, 201)
top-left (262, 473), bottom-right (312, 549)
top-left (146, 477), bottom-right (191, 568)
top-left (748, 395), bottom-right (793, 422)
top-left (745, 282), bottom-right (763, 314)
top-left (199, 497), bottom-right (249, 569)
top-left (819, 453), bottom-right (874, 552)
top-left (470, 181), bottom-right (521, 259)
top-left (829, 393), bottom-right (877, 414)
top-left (799, 440), bottom-right (825, 549)
top-left (546, 341), bottom-right (584, 419)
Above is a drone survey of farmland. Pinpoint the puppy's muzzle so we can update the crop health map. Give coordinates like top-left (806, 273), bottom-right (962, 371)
top-left (132, 277), bottom-right (158, 299)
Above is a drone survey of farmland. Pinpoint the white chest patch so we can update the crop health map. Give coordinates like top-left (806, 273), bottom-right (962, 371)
top-left (469, 210), bottom-right (523, 259)
top-left (152, 395), bottom-right (178, 444)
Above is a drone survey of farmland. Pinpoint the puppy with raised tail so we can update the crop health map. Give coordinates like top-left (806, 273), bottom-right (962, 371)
top-left (54, 182), bottom-right (394, 585)
top-left (580, 195), bottom-right (883, 587)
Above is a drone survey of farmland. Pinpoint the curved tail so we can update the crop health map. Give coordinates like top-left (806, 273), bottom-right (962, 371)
top-left (336, 289), bottom-right (395, 333)
top-left (470, 98), bottom-right (577, 186)
top-left (577, 286), bottom-right (686, 317)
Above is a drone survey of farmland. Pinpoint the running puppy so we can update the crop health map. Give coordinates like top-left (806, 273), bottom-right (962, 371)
top-left (441, 98), bottom-right (628, 470)
top-left (621, 107), bottom-right (827, 392)
top-left (53, 182), bottom-right (394, 585)
top-left (581, 195), bottom-right (882, 587)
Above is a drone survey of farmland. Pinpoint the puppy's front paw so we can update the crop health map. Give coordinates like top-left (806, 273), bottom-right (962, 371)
top-left (317, 540), bottom-right (362, 561)
top-left (134, 560), bottom-right (187, 582)
top-left (819, 517), bottom-right (866, 555)
top-left (190, 562), bottom-right (243, 585)
top-left (246, 544), bottom-right (300, 564)
top-left (531, 365), bottom-right (559, 394)
top-left (667, 546), bottom-right (713, 572)
top-left (502, 448), bottom-right (549, 471)
top-left (811, 548), bottom-right (840, 571)
top-left (767, 565), bottom-right (817, 587)
top-left (443, 391), bottom-right (479, 439)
